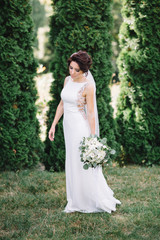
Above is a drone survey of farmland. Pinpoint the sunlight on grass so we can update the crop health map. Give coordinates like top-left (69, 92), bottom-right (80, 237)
top-left (0, 165), bottom-right (160, 239)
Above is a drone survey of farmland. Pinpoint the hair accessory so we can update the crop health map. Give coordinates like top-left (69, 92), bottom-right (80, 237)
top-left (70, 52), bottom-right (77, 57)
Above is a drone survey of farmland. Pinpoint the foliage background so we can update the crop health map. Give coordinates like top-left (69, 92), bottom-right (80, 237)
top-left (116, 0), bottom-right (160, 166)
top-left (111, 0), bottom-right (123, 72)
top-left (31, 0), bottom-right (46, 49)
top-left (0, 0), bottom-right (44, 170)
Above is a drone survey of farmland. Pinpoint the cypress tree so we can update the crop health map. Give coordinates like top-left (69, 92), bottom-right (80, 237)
top-left (0, 0), bottom-right (44, 170)
top-left (116, 0), bottom-right (160, 165)
top-left (45, 0), bottom-right (118, 171)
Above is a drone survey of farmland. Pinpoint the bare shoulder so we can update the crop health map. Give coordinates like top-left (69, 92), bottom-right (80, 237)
top-left (85, 81), bottom-right (94, 94)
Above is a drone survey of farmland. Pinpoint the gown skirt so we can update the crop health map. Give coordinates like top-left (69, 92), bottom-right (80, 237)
top-left (61, 77), bottom-right (121, 213)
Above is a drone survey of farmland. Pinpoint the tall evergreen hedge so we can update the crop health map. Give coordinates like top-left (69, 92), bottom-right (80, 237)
top-left (116, 0), bottom-right (160, 165)
top-left (44, 0), bottom-right (118, 171)
top-left (0, 0), bottom-right (44, 170)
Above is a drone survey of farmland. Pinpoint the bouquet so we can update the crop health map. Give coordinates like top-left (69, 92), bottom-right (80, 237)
top-left (79, 135), bottom-right (116, 170)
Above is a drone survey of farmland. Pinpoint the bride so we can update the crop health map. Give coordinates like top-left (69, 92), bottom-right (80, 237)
top-left (49, 50), bottom-right (121, 213)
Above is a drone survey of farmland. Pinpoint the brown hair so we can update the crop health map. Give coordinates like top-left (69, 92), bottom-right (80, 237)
top-left (68, 50), bottom-right (92, 73)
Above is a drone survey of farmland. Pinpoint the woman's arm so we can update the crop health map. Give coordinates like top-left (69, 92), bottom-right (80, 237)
top-left (86, 84), bottom-right (96, 135)
top-left (48, 99), bottom-right (64, 141)
top-left (48, 77), bottom-right (68, 141)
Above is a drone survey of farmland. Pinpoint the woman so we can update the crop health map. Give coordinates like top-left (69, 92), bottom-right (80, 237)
top-left (49, 51), bottom-right (121, 213)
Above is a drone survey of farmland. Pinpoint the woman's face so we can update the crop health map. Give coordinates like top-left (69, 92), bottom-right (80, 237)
top-left (69, 61), bottom-right (83, 80)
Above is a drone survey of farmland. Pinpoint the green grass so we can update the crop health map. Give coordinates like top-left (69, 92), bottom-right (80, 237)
top-left (0, 165), bottom-right (160, 240)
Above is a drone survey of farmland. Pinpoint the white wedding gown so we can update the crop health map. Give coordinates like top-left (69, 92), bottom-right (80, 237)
top-left (61, 76), bottom-right (121, 213)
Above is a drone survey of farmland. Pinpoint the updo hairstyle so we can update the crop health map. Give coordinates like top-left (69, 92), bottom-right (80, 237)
top-left (68, 50), bottom-right (92, 74)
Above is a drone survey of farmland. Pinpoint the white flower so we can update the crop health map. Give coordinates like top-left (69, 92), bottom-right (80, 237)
top-left (110, 149), bottom-right (116, 155)
top-left (79, 136), bottom-right (115, 169)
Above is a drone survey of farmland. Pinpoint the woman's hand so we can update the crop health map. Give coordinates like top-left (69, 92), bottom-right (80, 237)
top-left (48, 126), bottom-right (55, 141)
top-left (48, 78), bottom-right (67, 142)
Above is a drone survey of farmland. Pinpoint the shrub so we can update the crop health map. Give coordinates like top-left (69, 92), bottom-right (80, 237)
top-left (0, 0), bottom-right (44, 170)
top-left (116, 0), bottom-right (160, 166)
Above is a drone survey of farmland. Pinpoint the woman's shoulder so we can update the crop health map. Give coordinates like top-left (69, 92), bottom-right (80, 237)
top-left (85, 78), bottom-right (94, 89)
top-left (84, 80), bottom-right (95, 95)
top-left (64, 76), bottom-right (71, 86)
top-left (65, 75), bottom-right (71, 81)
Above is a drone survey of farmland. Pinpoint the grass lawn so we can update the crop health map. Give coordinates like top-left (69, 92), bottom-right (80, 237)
top-left (0, 165), bottom-right (160, 240)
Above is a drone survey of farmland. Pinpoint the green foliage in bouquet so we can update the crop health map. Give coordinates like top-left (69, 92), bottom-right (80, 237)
top-left (116, 0), bottom-right (160, 166)
top-left (44, 0), bottom-right (119, 171)
top-left (79, 135), bottom-right (116, 170)
top-left (0, 0), bottom-right (44, 170)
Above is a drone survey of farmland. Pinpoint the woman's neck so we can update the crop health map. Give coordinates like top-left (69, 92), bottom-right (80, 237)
top-left (72, 76), bottom-right (86, 83)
